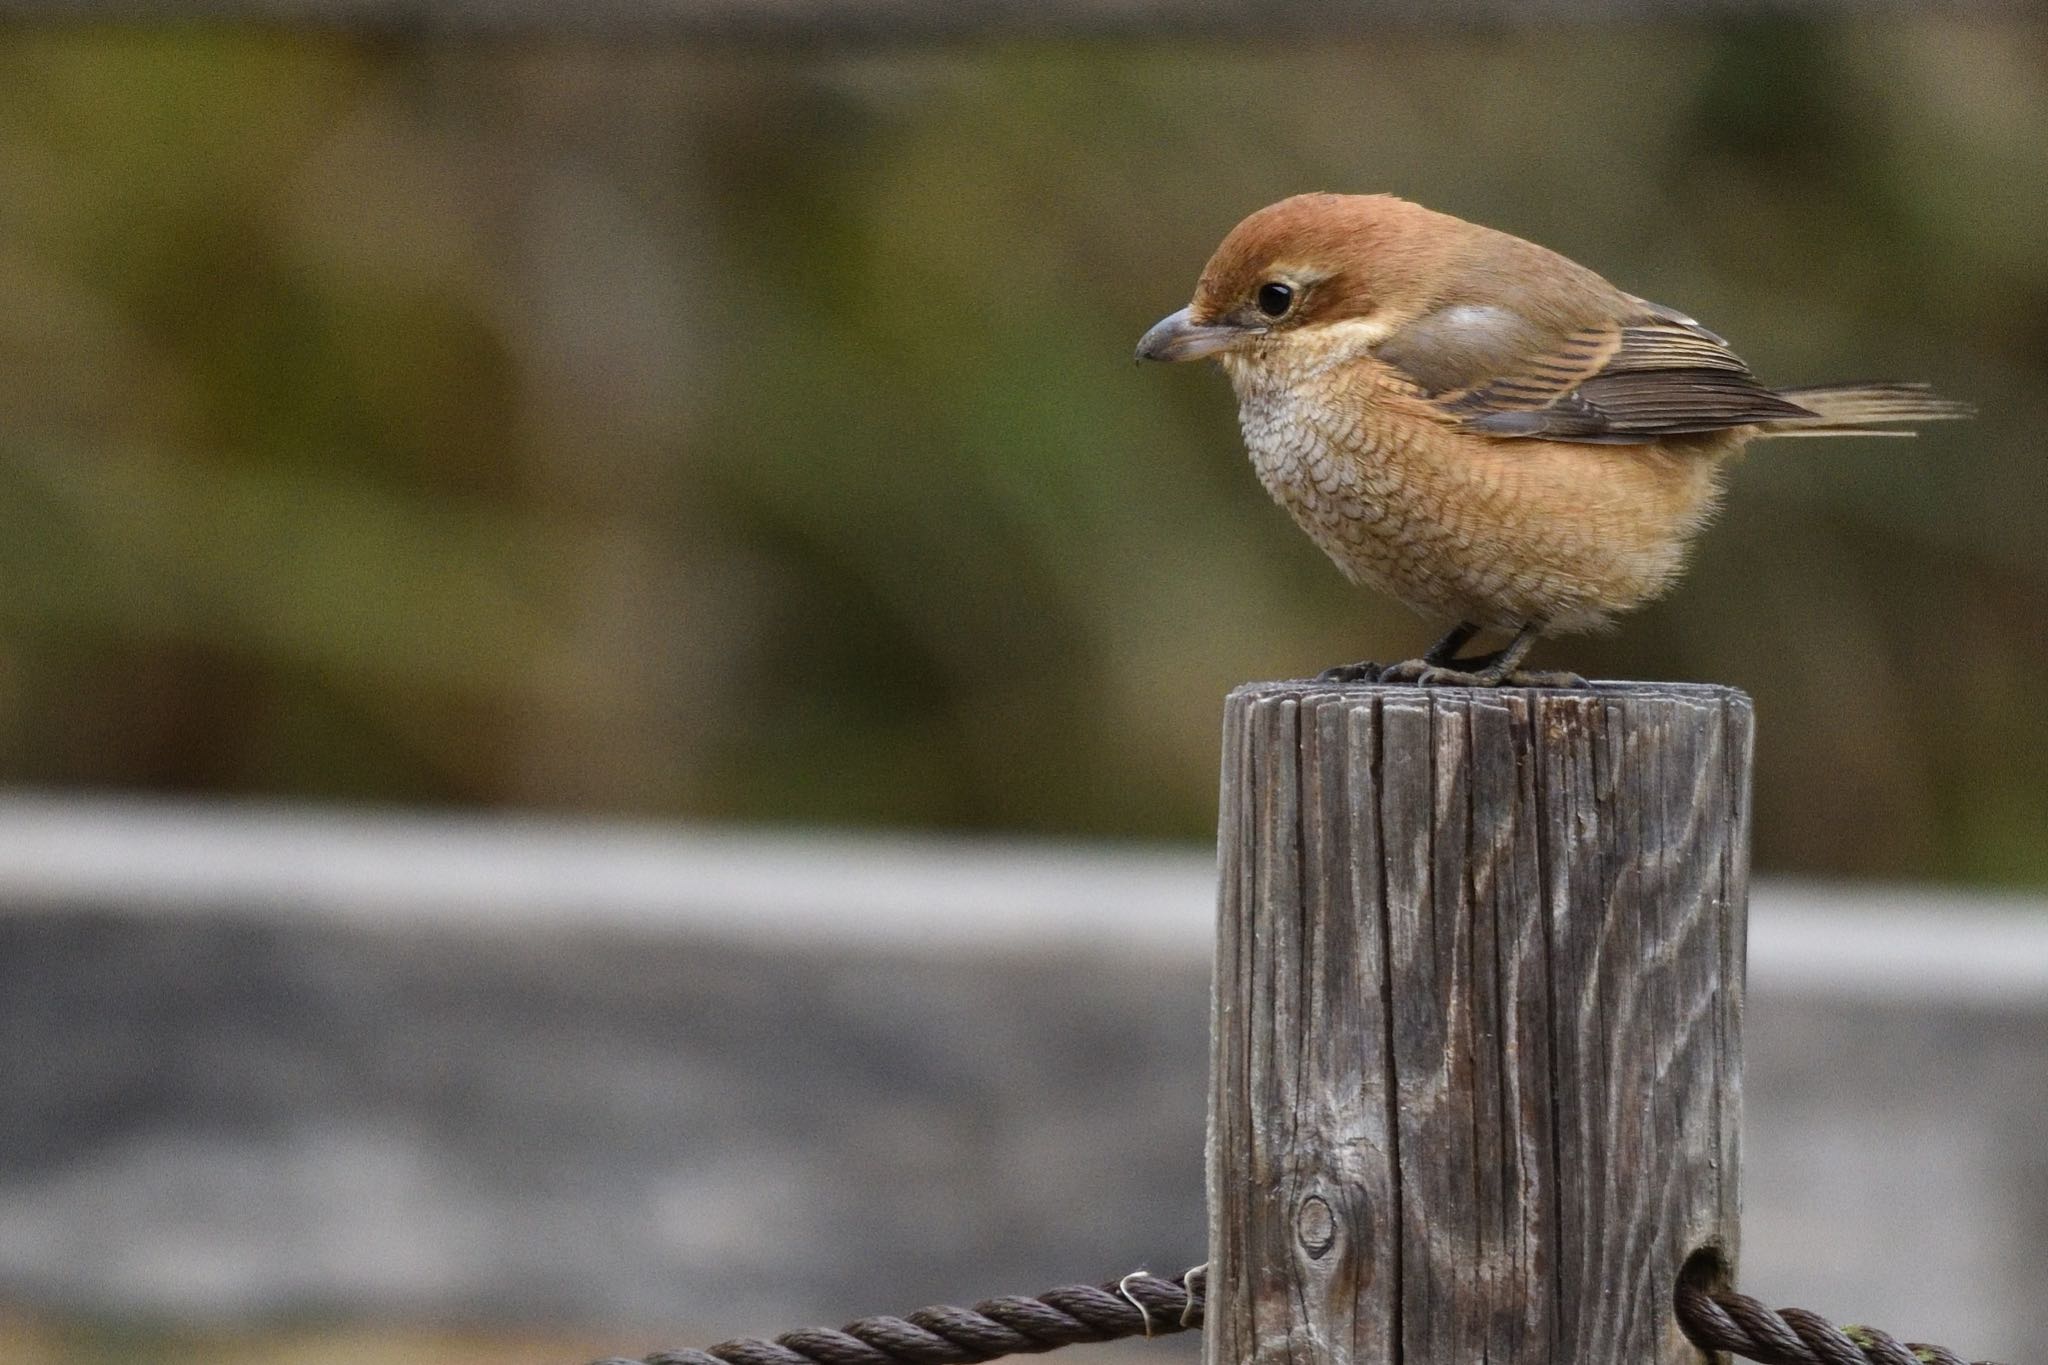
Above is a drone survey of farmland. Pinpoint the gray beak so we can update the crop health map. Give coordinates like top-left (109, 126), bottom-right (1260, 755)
top-left (1134, 306), bottom-right (1255, 363)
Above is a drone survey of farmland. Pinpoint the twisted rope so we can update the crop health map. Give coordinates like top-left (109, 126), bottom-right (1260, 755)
top-left (595, 1265), bottom-right (2003, 1365)
top-left (592, 1267), bottom-right (1205, 1365)
top-left (1673, 1281), bottom-right (1992, 1365)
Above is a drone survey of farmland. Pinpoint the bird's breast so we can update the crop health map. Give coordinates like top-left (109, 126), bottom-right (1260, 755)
top-left (1227, 364), bottom-right (1729, 632)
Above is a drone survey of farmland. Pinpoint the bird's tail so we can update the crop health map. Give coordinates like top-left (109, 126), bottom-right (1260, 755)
top-left (1760, 382), bottom-right (1974, 438)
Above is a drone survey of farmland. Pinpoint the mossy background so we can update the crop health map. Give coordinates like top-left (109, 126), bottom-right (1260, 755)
top-left (2, 18), bottom-right (2044, 881)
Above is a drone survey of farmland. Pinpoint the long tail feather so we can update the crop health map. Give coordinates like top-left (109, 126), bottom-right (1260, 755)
top-left (1761, 382), bottom-right (1974, 438)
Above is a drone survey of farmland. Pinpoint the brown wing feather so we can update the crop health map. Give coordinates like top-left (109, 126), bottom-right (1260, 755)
top-left (1379, 299), bottom-right (1815, 444)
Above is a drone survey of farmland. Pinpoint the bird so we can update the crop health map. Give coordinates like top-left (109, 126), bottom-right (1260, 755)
top-left (1135, 193), bottom-right (1969, 687)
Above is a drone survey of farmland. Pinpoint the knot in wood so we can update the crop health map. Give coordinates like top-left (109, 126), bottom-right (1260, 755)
top-left (1294, 1194), bottom-right (1337, 1258)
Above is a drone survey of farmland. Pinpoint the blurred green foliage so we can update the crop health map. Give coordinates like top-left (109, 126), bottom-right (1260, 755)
top-left (0, 20), bottom-right (2044, 882)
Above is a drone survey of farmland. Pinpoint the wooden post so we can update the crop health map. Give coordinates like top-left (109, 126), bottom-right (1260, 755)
top-left (1209, 681), bottom-right (1751, 1365)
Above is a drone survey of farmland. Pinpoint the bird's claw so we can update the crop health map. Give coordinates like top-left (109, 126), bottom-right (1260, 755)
top-left (1374, 660), bottom-right (1592, 689)
top-left (1316, 661), bottom-right (1385, 684)
top-left (1378, 658), bottom-right (1484, 686)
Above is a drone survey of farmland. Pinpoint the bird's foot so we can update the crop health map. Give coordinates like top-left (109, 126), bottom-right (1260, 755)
top-left (1375, 659), bottom-right (1592, 689)
top-left (1377, 658), bottom-right (1494, 687)
top-left (1315, 660), bottom-right (1385, 684)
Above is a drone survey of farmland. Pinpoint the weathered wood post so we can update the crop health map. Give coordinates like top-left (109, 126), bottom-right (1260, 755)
top-left (1209, 681), bottom-right (1751, 1365)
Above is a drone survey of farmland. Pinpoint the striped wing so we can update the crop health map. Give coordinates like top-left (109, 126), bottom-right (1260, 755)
top-left (1378, 299), bottom-right (1816, 445)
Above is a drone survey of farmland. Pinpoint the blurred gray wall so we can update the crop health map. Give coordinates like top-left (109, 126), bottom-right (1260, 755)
top-left (1, 794), bottom-right (2043, 1359)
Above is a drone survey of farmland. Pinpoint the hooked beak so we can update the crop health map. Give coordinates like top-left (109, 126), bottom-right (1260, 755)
top-left (1134, 306), bottom-right (1260, 363)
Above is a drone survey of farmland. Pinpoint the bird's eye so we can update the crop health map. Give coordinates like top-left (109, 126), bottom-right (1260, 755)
top-left (1255, 282), bottom-right (1295, 318)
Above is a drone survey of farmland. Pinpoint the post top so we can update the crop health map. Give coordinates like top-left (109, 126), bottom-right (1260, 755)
top-left (1229, 678), bottom-right (1751, 711)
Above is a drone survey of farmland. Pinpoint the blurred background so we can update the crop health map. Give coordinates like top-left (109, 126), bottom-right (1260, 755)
top-left (1, 6), bottom-right (2045, 1364)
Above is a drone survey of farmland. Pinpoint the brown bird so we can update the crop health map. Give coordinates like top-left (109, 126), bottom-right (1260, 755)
top-left (1137, 193), bottom-right (1969, 686)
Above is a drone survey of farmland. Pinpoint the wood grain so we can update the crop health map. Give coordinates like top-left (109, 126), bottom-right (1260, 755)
top-left (1210, 681), bottom-right (1751, 1365)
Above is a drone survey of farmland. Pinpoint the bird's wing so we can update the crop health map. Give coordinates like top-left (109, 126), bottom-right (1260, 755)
top-left (1375, 297), bottom-right (1816, 444)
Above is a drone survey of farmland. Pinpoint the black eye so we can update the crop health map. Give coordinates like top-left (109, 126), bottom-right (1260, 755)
top-left (1255, 282), bottom-right (1295, 318)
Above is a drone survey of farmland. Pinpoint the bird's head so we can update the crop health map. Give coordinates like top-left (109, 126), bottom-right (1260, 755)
top-left (1135, 192), bottom-right (1458, 377)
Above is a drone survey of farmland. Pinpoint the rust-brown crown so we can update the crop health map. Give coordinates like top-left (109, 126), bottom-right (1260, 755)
top-left (1186, 192), bottom-right (1469, 330)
